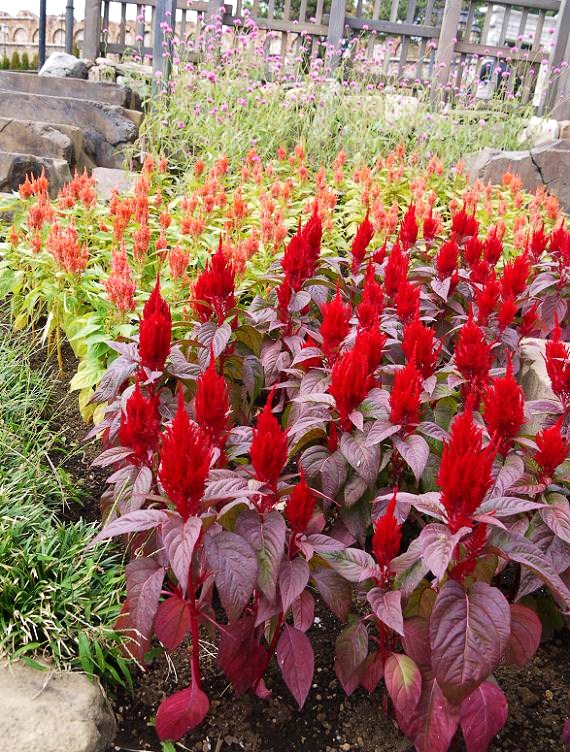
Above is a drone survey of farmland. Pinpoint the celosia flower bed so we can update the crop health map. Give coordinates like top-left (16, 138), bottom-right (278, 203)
top-left (0, 146), bottom-right (563, 420)
top-left (84, 193), bottom-right (570, 751)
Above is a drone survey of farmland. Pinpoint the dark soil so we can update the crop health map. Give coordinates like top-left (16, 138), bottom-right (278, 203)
top-left (31, 332), bottom-right (570, 752)
top-left (109, 609), bottom-right (570, 752)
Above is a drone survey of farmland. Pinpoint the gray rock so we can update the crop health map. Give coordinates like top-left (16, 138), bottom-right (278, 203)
top-left (0, 91), bottom-right (137, 148)
top-left (0, 660), bottom-right (116, 752)
top-left (465, 140), bottom-right (570, 211)
top-left (519, 337), bottom-right (556, 434)
top-left (92, 167), bottom-right (137, 201)
top-left (39, 52), bottom-right (89, 79)
top-left (88, 64), bottom-right (116, 83)
top-left (0, 152), bottom-right (71, 198)
top-left (0, 70), bottom-right (135, 109)
top-left (0, 118), bottom-right (74, 164)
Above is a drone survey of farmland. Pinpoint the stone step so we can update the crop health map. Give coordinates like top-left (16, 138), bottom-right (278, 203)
top-left (0, 70), bottom-right (139, 110)
top-left (0, 118), bottom-right (94, 172)
top-left (0, 152), bottom-right (72, 198)
top-left (0, 91), bottom-right (139, 145)
top-left (0, 91), bottom-right (139, 169)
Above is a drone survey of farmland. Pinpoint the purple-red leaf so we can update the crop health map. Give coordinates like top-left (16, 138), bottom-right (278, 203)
top-left (292, 590), bottom-right (315, 632)
top-left (460, 681), bottom-right (508, 752)
top-left (319, 547), bottom-right (375, 582)
top-left (392, 433), bottom-right (430, 483)
top-left (90, 509), bottom-right (171, 545)
top-left (205, 529), bottom-right (257, 621)
top-left (490, 529), bottom-right (570, 609)
top-left (359, 650), bottom-right (384, 693)
top-left (119, 557), bottom-right (164, 663)
top-left (279, 558), bottom-right (310, 613)
top-left (312, 567), bottom-right (352, 622)
top-left (541, 497), bottom-right (570, 545)
top-left (155, 681), bottom-right (209, 741)
top-left (367, 588), bottom-right (404, 636)
top-left (340, 431), bottom-right (381, 485)
top-left (404, 678), bottom-right (461, 752)
top-left (477, 496), bottom-right (547, 518)
top-left (384, 653), bottom-right (422, 720)
top-left (154, 593), bottom-right (192, 651)
top-left (503, 603), bottom-right (542, 667)
top-left (430, 581), bottom-right (510, 703)
top-left (217, 615), bottom-right (267, 695)
top-left (162, 516), bottom-right (202, 596)
top-left (335, 621), bottom-right (368, 695)
top-left (276, 624), bottom-right (314, 708)
top-left (236, 510), bottom-right (286, 603)
top-left (402, 617), bottom-right (431, 672)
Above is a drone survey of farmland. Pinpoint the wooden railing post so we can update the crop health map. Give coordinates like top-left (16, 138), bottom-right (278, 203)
top-left (545, 0), bottom-right (570, 119)
top-left (326, 0), bottom-right (347, 70)
top-left (83, 0), bottom-right (102, 61)
top-left (152, 0), bottom-right (178, 86)
top-left (430, 0), bottom-right (461, 104)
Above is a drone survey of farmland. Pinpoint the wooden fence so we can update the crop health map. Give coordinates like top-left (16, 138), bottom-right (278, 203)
top-left (82, 0), bottom-right (570, 116)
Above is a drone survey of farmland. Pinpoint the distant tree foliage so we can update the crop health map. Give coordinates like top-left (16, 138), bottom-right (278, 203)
top-left (10, 51), bottom-right (21, 70)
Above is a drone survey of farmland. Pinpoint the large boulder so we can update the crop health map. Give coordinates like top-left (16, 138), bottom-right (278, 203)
top-left (0, 118), bottom-right (74, 164)
top-left (39, 53), bottom-right (89, 79)
top-left (0, 660), bottom-right (116, 752)
top-left (519, 338), bottom-right (556, 434)
top-left (92, 167), bottom-right (137, 201)
top-left (0, 152), bottom-right (71, 198)
top-left (465, 140), bottom-right (570, 211)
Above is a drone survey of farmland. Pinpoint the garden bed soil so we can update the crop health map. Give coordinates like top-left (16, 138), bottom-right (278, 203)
top-left (38, 339), bottom-right (570, 752)
top-left (109, 612), bottom-right (570, 752)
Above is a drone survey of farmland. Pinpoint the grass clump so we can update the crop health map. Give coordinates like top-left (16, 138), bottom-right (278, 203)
top-left (0, 319), bottom-right (130, 689)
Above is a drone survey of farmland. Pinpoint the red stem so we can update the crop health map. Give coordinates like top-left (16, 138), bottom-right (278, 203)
top-left (188, 567), bottom-right (203, 690)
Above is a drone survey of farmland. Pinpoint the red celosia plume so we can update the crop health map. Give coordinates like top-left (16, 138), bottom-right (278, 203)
top-left (402, 316), bottom-right (441, 378)
top-left (438, 406), bottom-right (496, 533)
top-left (319, 287), bottom-right (351, 362)
top-left (533, 418), bottom-right (570, 483)
top-left (372, 491), bottom-right (401, 572)
top-left (389, 359), bottom-right (423, 432)
top-left (193, 239), bottom-right (236, 324)
top-left (119, 381), bottom-right (161, 466)
top-left (250, 388), bottom-right (289, 493)
top-left (194, 354), bottom-right (231, 449)
top-left (159, 391), bottom-right (213, 519)
top-left (285, 470), bottom-right (317, 533)
top-left (483, 358), bottom-right (525, 456)
top-left (351, 211), bottom-right (375, 273)
top-left (139, 279), bottom-right (172, 372)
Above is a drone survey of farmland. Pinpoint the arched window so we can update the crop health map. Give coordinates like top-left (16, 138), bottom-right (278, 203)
top-left (32, 29), bottom-right (39, 43)
top-left (13, 27), bottom-right (28, 43)
top-left (52, 28), bottom-right (65, 47)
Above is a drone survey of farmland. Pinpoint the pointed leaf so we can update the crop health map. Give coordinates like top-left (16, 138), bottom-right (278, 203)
top-left (312, 567), bottom-right (352, 621)
top-left (90, 509), bottom-right (171, 545)
top-left (384, 653), bottom-right (422, 719)
top-left (155, 681), bottom-right (209, 741)
top-left (320, 547), bottom-right (375, 582)
top-left (217, 615), bottom-right (267, 695)
top-left (120, 558), bottom-right (164, 663)
top-left (460, 682), bottom-right (508, 752)
top-left (162, 516), bottom-right (202, 596)
top-left (504, 603), bottom-right (542, 667)
top-left (340, 431), bottom-right (381, 485)
top-left (392, 434), bottom-right (430, 483)
top-left (430, 581), bottom-right (510, 703)
top-left (367, 588), bottom-right (404, 636)
top-left (292, 590), bottom-right (315, 632)
top-left (205, 530), bottom-right (258, 621)
top-left (359, 650), bottom-right (384, 693)
top-left (279, 558), bottom-right (310, 613)
top-left (490, 529), bottom-right (570, 609)
top-left (155, 594), bottom-right (192, 651)
top-left (541, 498), bottom-right (570, 544)
top-left (276, 624), bottom-right (314, 708)
top-left (404, 679), bottom-right (461, 752)
top-left (335, 621), bottom-right (368, 695)
top-left (477, 496), bottom-right (548, 518)
top-left (236, 510), bottom-right (286, 603)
